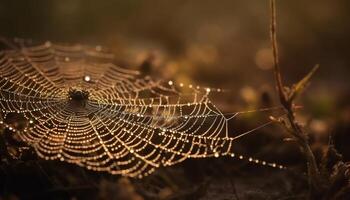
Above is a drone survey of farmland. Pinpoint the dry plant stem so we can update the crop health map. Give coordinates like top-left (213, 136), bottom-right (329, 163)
top-left (269, 0), bottom-right (286, 108)
top-left (269, 0), bottom-right (321, 193)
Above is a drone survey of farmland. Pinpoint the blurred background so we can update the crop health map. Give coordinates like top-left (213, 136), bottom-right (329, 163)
top-left (0, 0), bottom-right (349, 199)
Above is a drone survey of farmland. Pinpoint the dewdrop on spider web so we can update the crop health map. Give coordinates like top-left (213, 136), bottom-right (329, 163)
top-left (0, 41), bottom-right (286, 178)
top-left (84, 75), bottom-right (91, 82)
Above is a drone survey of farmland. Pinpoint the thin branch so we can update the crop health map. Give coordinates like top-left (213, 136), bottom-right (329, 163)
top-left (269, 0), bottom-right (286, 106)
top-left (269, 0), bottom-right (322, 198)
top-left (289, 64), bottom-right (320, 101)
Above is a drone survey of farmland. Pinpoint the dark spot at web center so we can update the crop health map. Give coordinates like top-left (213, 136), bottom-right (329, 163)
top-left (68, 89), bottom-right (89, 107)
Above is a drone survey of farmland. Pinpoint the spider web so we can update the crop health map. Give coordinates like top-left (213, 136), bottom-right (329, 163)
top-left (0, 41), bottom-right (283, 178)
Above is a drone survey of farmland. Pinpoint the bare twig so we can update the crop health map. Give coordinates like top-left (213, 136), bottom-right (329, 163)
top-left (269, 0), bottom-right (322, 198)
top-left (269, 0), bottom-right (286, 107)
top-left (289, 64), bottom-right (320, 101)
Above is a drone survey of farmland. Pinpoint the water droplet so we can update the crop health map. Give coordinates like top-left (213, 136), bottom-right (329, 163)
top-left (84, 75), bottom-right (91, 82)
top-left (214, 152), bottom-right (219, 158)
